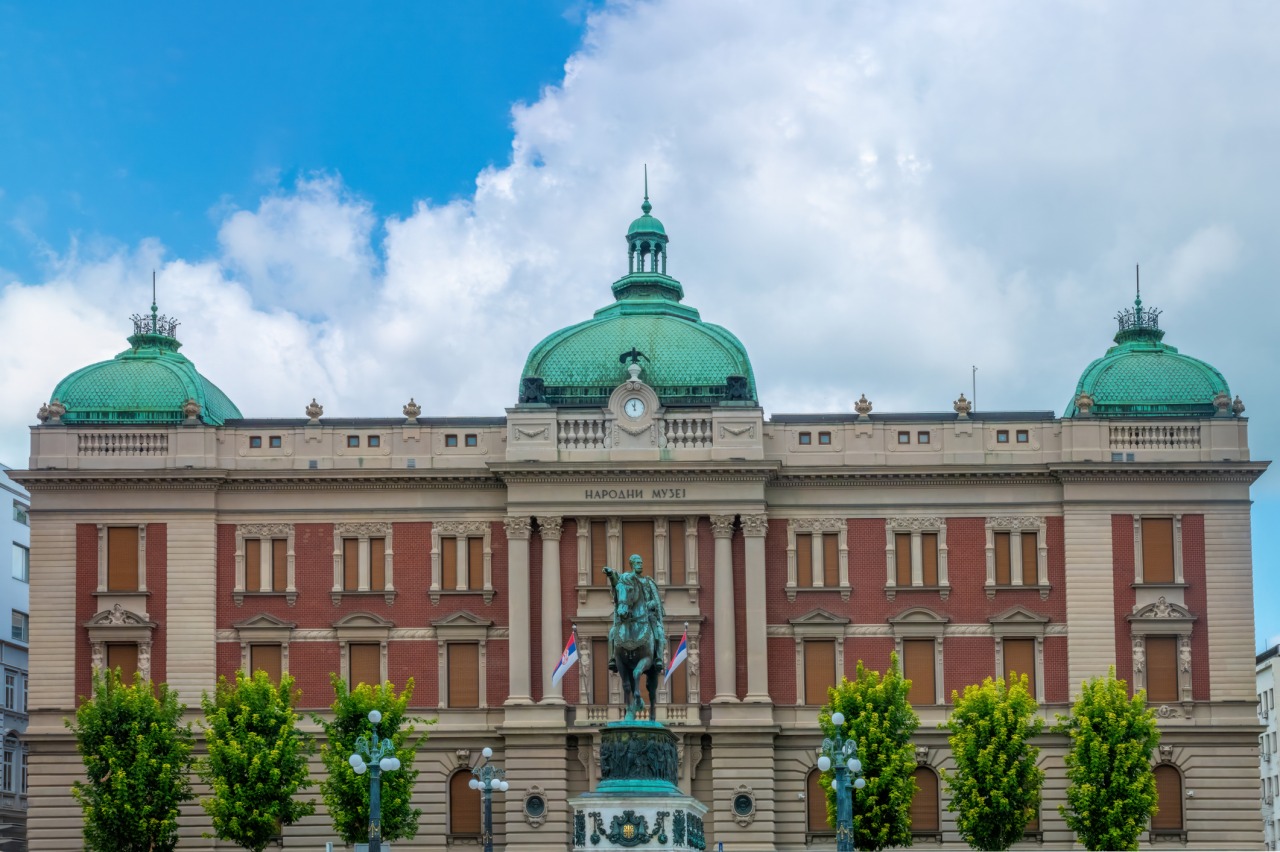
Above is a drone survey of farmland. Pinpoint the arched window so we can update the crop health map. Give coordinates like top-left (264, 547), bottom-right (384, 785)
top-left (449, 770), bottom-right (482, 836)
top-left (1152, 764), bottom-right (1184, 833)
top-left (910, 767), bottom-right (940, 834)
top-left (807, 769), bottom-right (830, 834)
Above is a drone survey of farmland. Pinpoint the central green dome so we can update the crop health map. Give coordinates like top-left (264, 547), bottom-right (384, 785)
top-left (519, 190), bottom-right (756, 407)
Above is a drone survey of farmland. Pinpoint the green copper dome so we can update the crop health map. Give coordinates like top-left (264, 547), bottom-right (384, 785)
top-left (1066, 289), bottom-right (1230, 418)
top-left (519, 190), bottom-right (756, 407)
top-left (48, 302), bottom-right (241, 426)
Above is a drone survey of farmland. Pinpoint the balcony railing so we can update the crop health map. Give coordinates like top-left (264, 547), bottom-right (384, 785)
top-left (1109, 424), bottom-right (1200, 450)
top-left (78, 432), bottom-right (170, 456)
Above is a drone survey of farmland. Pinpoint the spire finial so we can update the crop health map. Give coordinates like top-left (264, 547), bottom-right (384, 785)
top-left (151, 270), bottom-right (159, 331)
top-left (1135, 264), bottom-right (1141, 310)
top-left (641, 164), bottom-right (651, 215)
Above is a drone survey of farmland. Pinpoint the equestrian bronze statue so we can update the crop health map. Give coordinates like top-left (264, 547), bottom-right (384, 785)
top-left (602, 554), bottom-right (665, 720)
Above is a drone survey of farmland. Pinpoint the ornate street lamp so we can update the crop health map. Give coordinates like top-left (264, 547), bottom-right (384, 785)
top-left (468, 746), bottom-right (509, 852)
top-left (819, 711), bottom-right (866, 852)
top-left (348, 709), bottom-right (402, 852)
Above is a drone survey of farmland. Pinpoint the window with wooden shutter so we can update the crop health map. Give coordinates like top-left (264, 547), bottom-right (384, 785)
top-left (668, 637), bottom-right (688, 704)
top-left (1025, 806), bottom-right (1039, 833)
top-left (823, 533), bottom-right (839, 588)
top-left (107, 527), bottom-right (139, 592)
top-left (271, 539), bottom-right (288, 592)
top-left (590, 521), bottom-right (608, 585)
top-left (342, 538), bottom-right (359, 591)
top-left (804, 640), bottom-right (836, 705)
top-left (251, 644), bottom-right (282, 684)
top-left (106, 643), bottom-right (139, 681)
top-left (592, 639), bottom-right (611, 705)
top-left (668, 520), bottom-right (686, 585)
top-left (1152, 765), bottom-right (1183, 830)
top-left (1142, 518), bottom-right (1175, 583)
top-left (910, 767), bottom-right (940, 832)
top-left (449, 770), bottom-right (482, 835)
top-left (448, 643), bottom-right (479, 708)
top-left (796, 534), bottom-right (813, 587)
top-left (622, 520), bottom-right (655, 573)
top-left (903, 640), bottom-right (936, 706)
top-left (442, 537), bottom-right (458, 589)
top-left (349, 643), bottom-right (381, 689)
top-left (994, 532), bottom-right (1011, 585)
top-left (921, 533), bottom-right (939, 586)
top-left (895, 533), bottom-right (912, 586)
top-left (1003, 638), bottom-right (1036, 698)
top-left (1020, 532), bottom-right (1038, 585)
top-left (244, 538), bottom-right (262, 592)
top-left (369, 537), bottom-right (385, 591)
top-left (1146, 636), bottom-right (1179, 703)
top-left (467, 537), bottom-right (484, 590)
top-left (807, 769), bottom-right (829, 832)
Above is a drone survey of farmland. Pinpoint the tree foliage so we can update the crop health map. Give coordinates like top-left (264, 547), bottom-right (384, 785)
top-left (67, 668), bottom-right (195, 852)
top-left (942, 674), bottom-right (1044, 850)
top-left (1055, 668), bottom-right (1160, 851)
top-left (314, 675), bottom-right (432, 843)
top-left (819, 653), bottom-right (919, 851)
top-left (198, 671), bottom-right (316, 851)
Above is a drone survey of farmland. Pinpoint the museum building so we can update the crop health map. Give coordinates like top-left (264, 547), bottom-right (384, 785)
top-left (15, 194), bottom-right (1266, 849)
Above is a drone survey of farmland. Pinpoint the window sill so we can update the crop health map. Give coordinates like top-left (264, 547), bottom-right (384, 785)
top-left (1150, 829), bottom-right (1188, 843)
top-left (1131, 581), bottom-right (1190, 590)
top-left (431, 587), bottom-right (494, 605)
top-left (93, 588), bottom-right (151, 598)
top-left (786, 585), bottom-right (852, 602)
top-left (885, 585), bottom-right (950, 602)
top-left (910, 830), bottom-right (943, 843)
top-left (985, 583), bottom-right (1052, 601)
top-left (233, 589), bottom-right (298, 607)
top-left (330, 588), bottom-right (397, 607)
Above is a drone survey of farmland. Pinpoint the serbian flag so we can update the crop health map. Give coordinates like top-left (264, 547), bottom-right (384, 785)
top-left (665, 628), bottom-right (688, 684)
top-left (551, 629), bottom-right (579, 685)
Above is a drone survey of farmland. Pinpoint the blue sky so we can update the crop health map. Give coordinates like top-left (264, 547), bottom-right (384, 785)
top-left (1, 1), bottom-right (1277, 650)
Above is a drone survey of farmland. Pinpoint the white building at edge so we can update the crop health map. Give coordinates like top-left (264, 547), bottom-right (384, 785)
top-left (0, 464), bottom-right (30, 851)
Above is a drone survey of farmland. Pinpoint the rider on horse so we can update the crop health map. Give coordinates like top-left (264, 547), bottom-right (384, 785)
top-left (603, 554), bottom-right (665, 674)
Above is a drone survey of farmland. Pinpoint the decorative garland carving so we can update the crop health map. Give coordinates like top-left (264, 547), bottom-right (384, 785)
top-left (986, 516), bottom-right (1044, 529)
top-left (239, 523), bottom-right (294, 537)
top-left (791, 517), bottom-right (846, 533)
top-left (334, 522), bottom-right (391, 537)
top-left (88, 603), bottom-right (150, 626)
top-left (436, 520), bottom-right (492, 537)
top-left (886, 516), bottom-right (944, 530)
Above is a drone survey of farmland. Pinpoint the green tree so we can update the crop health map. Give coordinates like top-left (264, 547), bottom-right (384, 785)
top-left (198, 670), bottom-right (316, 850)
top-left (314, 675), bottom-right (431, 843)
top-left (1055, 668), bottom-right (1160, 851)
top-left (942, 674), bottom-right (1044, 850)
top-left (67, 668), bottom-right (195, 852)
top-left (820, 653), bottom-right (919, 851)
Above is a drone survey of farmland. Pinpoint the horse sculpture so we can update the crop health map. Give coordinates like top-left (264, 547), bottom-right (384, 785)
top-left (604, 563), bottom-right (664, 720)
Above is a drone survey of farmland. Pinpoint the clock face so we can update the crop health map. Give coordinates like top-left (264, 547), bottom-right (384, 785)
top-left (623, 397), bottom-right (646, 418)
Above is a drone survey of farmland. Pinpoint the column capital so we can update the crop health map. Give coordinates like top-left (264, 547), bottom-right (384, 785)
top-left (710, 515), bottom-right (736, 539)
top-left (535, 516), bottom-right (564, 541)
top-left (504, 516), bottom-right (534, 540)
top-left (740, 514), bottom-right (768, 538)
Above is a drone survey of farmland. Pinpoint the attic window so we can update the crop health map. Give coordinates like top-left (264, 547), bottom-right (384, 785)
top-left (346, 436), bottom-right (360, 448)
top-left (465, 434), bottom-right (478, 447)
top-left (818, 432), bottom-right (832, 445)
top-left (269, 436), bottom-right (282, 449)
top-left (249, 436), bottom-right (262, 449)
top-left (445, 435), bottom-right (458, 448)
top-left (368, 435), bottom-right (381, 448)
top-left (1016, 430), bottom-right (1029, 443)
top-left (997, 430), bottom-right (1010, 444)
top-left (799, 432), bottom-right (812, 445)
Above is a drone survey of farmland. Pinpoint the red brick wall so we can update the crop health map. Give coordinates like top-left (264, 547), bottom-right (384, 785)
top-left (145, 523), bottom-right (167, 686)
top-left (696, 518), bottom-right (718, 701)
top-left (1043, 635), bottom-right (1069, 703)
top-left (847, 637), bottom-right (896, 677)
top-left (768, 636), bottom-right (797, 704)
top-left (1181, 515), bottom-right (1209, 700)
top-left (943, 636), bottom-right (995, 701)
top-left (1112, 515), bottom-right (1136, 689)
top-left (559, 519), bottom-right (581, 705)
top-left (288, 642), bottom-right (341, 708)
top-left (388, 640), bottom-right (436, 708)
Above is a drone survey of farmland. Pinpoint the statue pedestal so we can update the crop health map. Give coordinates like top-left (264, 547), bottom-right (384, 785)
top-left (569, 721), bottom-right (708, 851)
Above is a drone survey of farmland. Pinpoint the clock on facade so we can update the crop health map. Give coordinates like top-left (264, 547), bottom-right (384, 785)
top-left (623, 397), bottom-right (646, 418)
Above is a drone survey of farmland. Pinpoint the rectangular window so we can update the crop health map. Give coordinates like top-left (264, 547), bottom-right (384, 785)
top-left (269, 435), bottom-right (282, 448)
top-left (349, 643), bottom-right (381, 689)
top-left (346, 435), bottom-right (360, 448)
top-left (1142, 518), bottom-right (1176, 583)
top-left (895, 533), bottom-right (912, 586)
top-left (11, 544), bottom-right (28, 583)
top-left (2, 748), bottom-right (11, 794)
top-left (590, 520), bottom-right (608, 586)
top-left (107, 526), bottom-right (139, 591)
top-left (818, 431), bottom-right (832, 445)
top-left (370, 537), bottom-right (386, 590)
top-left (898, 431), bottom-right (911, 444)
top-left (445, 434), bottom-right (458, 447)
top-left (823, 533), bottom-right (839, 588)
top-left (1145, 636), bottom-right (1179, 703)
top-left (799, 432), bottom-right (812, 445)
top-left (917, 431), bottom-right (930, 445)
top-left (12, 503), bottom-right (28, 526)
top-left (621, 520), bottom-right (655, 574)
top-left (18, 753), bottom-right (25, 795)
top-left (592, 638), bottom-right (611, 705)
top-left (465, 434), bottom-right (478, 447)
top-left (996, 430), bottom-right (1009, 443)
top-left (9, 612), bottom-right (27, 644)
top-left (994, 532), bottom-right (1012, 585)
top-left (1003, 638), bottom-right (1036, 697)
top-left (448, 643), bottom-right (479, 708)
top-left (368, 435), bottom-right (381, 448)
top-left (466, 537), bottom-right (484, 590)
top-left (342, 538), bottom-right (359, 591)
top-left (669, 637), bottom-right (689, 705)
top-left (441, 537), bottom-right (458, 589)
top-left (804, 640), bottom-right (836, 705)
top-left (272, 539), bottom-right (288, 592)
top-left (1016, 429), bottom-right (1029, 443)
top-left (1020, 532), bottom-right (1038, 585)
top-left (903, 639), bottom-right (936, 705)
top-left (3, 673), bottom-right (13, 710)
top-left (107, 643), bottom-right (139, 681)
top-left (796, 534), bottom-right (813, 587)
top-left (244, 538), bottom-right (261, 592)
top-left (668, 520), bottom-right (686, 585)
top-left (250, 644), bottom-right (282, 684)
top-left (921, 533), bottom-right (939, 586)
top-left (249, 436), bottom-right (262, 448)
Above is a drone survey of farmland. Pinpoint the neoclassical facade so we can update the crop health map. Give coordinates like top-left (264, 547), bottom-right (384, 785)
top-left (16, 196), bottom-right (1266, 850)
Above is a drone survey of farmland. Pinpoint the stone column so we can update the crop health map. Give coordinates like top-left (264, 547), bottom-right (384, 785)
top-left (711, 514), bottom-right (738, 703)
top-left (504, 516), bottom-right (534, 705)
top-left (537, 516), bottom-right (565, 703)
top-left (741, 514), bottom-right (770, 703)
